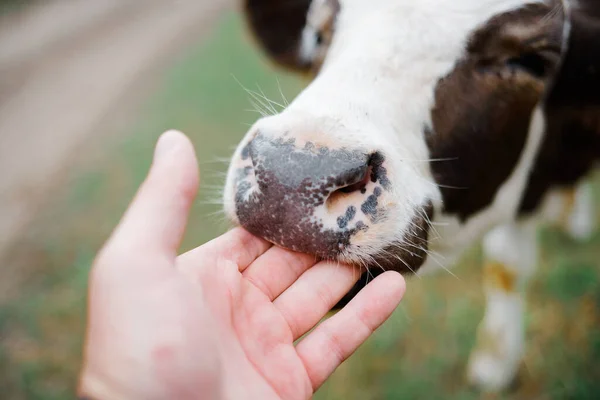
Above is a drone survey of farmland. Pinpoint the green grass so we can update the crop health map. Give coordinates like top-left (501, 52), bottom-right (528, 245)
top-left (1, 11), bottom-right (599, 400)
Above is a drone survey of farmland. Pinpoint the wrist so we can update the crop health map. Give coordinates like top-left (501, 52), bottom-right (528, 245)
top-left (78, 362), bottom-right (173, 400)
top-left (78, 368), bottom-right (140, 400)
top-left (79, 360), bottom-right (224, 400)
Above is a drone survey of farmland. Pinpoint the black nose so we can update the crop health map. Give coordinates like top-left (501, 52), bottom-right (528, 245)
top-left (234, 133), bottom-right (379, 257)
top-left (248, 134), bottom-right (370, 199)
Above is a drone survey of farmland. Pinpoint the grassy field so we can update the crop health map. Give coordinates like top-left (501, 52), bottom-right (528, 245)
top-left (1, 12), bottom-right (599, 400)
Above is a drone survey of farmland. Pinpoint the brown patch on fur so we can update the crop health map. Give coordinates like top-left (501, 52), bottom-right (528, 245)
top-left (484, 262), bottom-right (517, 292)
top-left (427, 4), bottom-right (565, 221)
top-left (572, 0), bottom-right (600, 20)
top-left (243, 0), bottom-right (313, 71)
top-left (519, 4), bottom-right (600, 214)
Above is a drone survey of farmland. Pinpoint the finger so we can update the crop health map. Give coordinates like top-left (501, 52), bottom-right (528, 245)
top-left (273, 261), bottom-right (360, 340)
top-left (178, 227), bottom-right (272, 274)
top-left (295, 271), bottom-right (405, 391)
top-left (109, 130), bottom-right (199, 257)
top-left (242, 247), bottom-right (317, 301)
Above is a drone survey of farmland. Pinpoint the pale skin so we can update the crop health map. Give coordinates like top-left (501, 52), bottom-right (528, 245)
top-left (78, 130), bottom-right (406, 400)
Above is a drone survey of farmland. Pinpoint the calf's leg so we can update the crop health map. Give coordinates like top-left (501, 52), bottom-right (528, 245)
top-left (466, 221), bottom-right (537, 392)
top-left (563, 182), bottom-right (597, 241)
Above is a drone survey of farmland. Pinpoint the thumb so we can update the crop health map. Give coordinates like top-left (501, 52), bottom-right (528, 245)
top-left (109, 130), bottom-right (200, 257)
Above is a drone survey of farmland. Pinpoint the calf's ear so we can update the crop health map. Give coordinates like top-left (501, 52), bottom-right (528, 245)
top-left (468, 3), bottom-right (567, 82)
top-left (243, 0), bottom-right (313, 72)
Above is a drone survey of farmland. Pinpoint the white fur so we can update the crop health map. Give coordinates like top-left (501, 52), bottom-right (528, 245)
top-left (567, 182), bottom-right (597, 240)
top-left (483, 222), bottom-right (538, 277)
top-left (467, 220), bottom-right (538, 391)
top-left (539, 181), bottom-right (597, 240)
top-left (467, 292), bottom-right (525, 391)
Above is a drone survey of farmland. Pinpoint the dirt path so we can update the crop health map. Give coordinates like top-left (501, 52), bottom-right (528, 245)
top-left (0, 0), bottom-right (233, 259)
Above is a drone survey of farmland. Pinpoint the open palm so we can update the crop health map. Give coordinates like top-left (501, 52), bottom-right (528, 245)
top-left (79, 131), bottom-right (405, 400)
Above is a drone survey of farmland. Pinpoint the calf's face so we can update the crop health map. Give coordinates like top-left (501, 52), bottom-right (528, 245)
top-left (224, 0), bottom-right (565, 274)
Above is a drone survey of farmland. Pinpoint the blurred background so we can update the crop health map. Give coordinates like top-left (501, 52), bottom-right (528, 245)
top-left (0, 1), bottom-right (598, 399)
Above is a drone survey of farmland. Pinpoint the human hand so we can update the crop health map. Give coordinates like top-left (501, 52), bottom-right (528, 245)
top-left (78, 130), bottom-right (406, 400)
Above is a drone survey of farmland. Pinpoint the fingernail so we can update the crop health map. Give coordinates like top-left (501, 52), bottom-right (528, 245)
top-left (154, 130), bottom-right (183, 161)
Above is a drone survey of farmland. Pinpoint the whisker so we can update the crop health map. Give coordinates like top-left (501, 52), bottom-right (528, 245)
top-left (412, 172), bottom-right (468, 190)
top-left (397, 156), bottom-right (459, 163)
top-left (375, 247), bottom-right (421, 280)
top-left (256, 83), bottom-right (286, 111)
top-left (417, 206), bottom-right (442, 242)
top-left (232, 74), bottom-right (278, 116)
top-left (402, 241), bottom-right (459, 280)
top-left (275, 76), bottom-right (290, 107)
top-left (248, 98), bottom-right (271, 117)
top-left (393, 254), bottom-right (421, 279)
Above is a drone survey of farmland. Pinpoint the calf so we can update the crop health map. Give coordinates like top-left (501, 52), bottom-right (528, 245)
top-left (223, 0), bottom-right (600, 391)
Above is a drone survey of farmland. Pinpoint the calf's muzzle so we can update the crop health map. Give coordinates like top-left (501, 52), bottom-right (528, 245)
top-left (233, 133), bottom-right (381, 258)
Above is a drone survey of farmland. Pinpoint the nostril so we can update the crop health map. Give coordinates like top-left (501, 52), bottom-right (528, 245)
top-left (334, 151), bottom-right (383, 195)
top-left (338, 165), bottom-right (372, 194)
top-left (325, 151), bottom-right (385, 211)
top-left (326, 165), bottom-right (371, 210)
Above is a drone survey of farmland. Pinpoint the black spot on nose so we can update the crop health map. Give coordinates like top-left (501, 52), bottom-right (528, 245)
top-left (337, 206), bottom-right (356, 229)
top-left (361, 187), bottom-right (383, 222)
